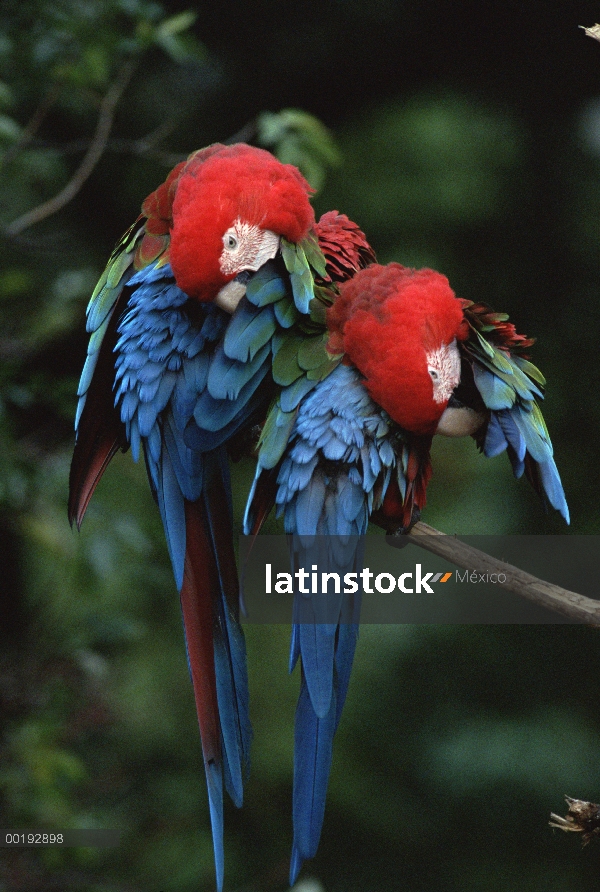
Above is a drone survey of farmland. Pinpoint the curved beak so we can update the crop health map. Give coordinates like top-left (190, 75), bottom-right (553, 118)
top-left (214, 271), bottom-right (252, 314)
top-left (436, 397), bottom-right (487, 437)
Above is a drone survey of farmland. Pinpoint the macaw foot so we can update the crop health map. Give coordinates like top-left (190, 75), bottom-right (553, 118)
top-left (227, 422), bottom-right (264, 461)
top-left (383, 506), bottom-right (421, 549)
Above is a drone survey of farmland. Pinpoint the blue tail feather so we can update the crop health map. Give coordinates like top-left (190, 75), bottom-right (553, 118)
top-left (291, 674), bottom-right (337, 884)
top-left (205, 759), bottom-right (225, 892)
top-left (333, 622), bottom-right (359, 728)
top-left (298, 622), bottom-right (337, 718)
top-left (213, 613), bottom-right (250, 807)
top-left (156, 446), bottom-right (186, 591)
top-left (539, 456), bottom-right (570, 523)
top-left (202, 450), bottom-right (252, 805)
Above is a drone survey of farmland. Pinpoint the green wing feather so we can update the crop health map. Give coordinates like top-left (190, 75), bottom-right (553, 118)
top-left (75, 219), bottom-right (169, 428)
top-left (245, 234), bottom-right (341, 471)
top-left (461, 302), bottom-right (569, 522)
top-left (281, 237), bottom-right (322, 315)
top-left (462, 309), bottom-right (545, 409)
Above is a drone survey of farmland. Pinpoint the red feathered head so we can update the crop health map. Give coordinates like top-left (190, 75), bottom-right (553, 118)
top-left (328, 263), bottom-right (469, 435)
top-left (141, 143), bottom-right (315, 301)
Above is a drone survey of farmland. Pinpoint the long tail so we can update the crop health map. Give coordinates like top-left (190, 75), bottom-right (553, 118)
top-left (242, 365), bottom-right (384, 882)
top-left (179, 503), bottom-right (225, 887)
top-left (166, 449), bottom-right (250, 892)
top-left (202, 450), bottom-right (252, 807)
top-left (288, 535), bottom-right (361, 885)
top-left (290, 622), bottom-right (358, 884)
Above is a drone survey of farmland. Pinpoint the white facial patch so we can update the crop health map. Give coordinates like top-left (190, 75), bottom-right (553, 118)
top-left (219, 219), bottom-right (280, 277)
top-left (426, 339), bottom-right (462, 404)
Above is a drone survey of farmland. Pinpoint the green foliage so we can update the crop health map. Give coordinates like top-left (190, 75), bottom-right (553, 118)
top-left (319, 93), bottom-right (523, 270)
top-left (257, 109), bottom-right (341, 192)
top-left (0, 0), bottom-right (204, 96)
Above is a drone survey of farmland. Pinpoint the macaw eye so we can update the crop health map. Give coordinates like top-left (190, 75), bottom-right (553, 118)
top-left (428, 368), bottom-right (439, 381)
top-left (224, 233), bottom-right (238, 250)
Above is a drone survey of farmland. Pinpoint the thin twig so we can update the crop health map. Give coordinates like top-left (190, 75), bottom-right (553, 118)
top-left (581, 23), bottom-right (600, 43)
top-left (403, 522), bottom-right (600, 625)
top-left (5, 59), bottom-right (137, 237)
top-left (0, 83), bottom-right (62, 169)
top-left (17, 136), bottom-right (186, 168)
top-left (130, 116), bottom-right (181, 155)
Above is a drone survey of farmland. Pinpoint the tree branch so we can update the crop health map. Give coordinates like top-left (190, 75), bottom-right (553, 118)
top-left (398, 522), bottom-right (600, 625)
top-left (550, 796), bottom-right (600, 842)
top-left (581, 23), bottom-right (600, 43)
top-left (5, 59), bottom-right (137, 237)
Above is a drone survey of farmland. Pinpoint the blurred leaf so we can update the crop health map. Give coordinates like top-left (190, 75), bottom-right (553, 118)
top-left (156, 10), bottom-right (197, 37)
top-left (257, 109), bottom-right (341, 191)
top-left (0, 113), bottom-right (20, 142)
top-left (325, 93), bottom-right (522, 239)
top-left (0, 79), bottom-right (14, 107)
top-left (153, 29), bottom-right (207, 64)
top-left (141, 10), bottom-right (206, 64)
top-left (0, 269), bottom-right (32, 297)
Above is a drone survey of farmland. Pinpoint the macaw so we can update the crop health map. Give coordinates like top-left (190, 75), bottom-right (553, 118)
top-left (68, 142), bottom-right (374, 890)
top-left (244, 261), bottom-right (569, 883)
top-left (324, 262), bottom-right (569, 531)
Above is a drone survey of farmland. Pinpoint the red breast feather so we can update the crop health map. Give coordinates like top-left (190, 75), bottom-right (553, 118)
top-left (328, 263), bottom-right (468, 435)
top-left (143, 144), bottom-right (315, 301)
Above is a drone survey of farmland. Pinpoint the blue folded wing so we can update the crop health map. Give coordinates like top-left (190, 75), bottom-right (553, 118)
top-left (466, 337), bottom-right (569, 524)
top-left (113, 260), bottom-right (253, 890)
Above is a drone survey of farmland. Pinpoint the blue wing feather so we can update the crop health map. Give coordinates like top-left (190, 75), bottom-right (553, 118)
top-left (207, 341), bottom-right (271, 401)
top-left (192, 362), bottom-right (270, 433)
top-left (245, 260), bottom-right (288, 307)
top-left (469, 338), bottom-right (569, 523)
top-left (110, 259), bottom-right (254, 890)
top-left (156, 441), bottom-right (187, 590)
top-left (222, 298), bottom-right (277, 362)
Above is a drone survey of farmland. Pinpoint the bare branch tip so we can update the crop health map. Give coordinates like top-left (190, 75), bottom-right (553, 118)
top-left (580, 24), bottom-right (600, 43)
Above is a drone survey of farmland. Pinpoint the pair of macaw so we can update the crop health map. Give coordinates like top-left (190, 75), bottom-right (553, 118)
top-left (69, 143), bottom-right (569, 889)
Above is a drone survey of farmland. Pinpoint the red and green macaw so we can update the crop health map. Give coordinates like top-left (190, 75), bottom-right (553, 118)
top-left (245, 260), bottom-right (569, 883)
top-left (68, 142), bottom-right (374, 890)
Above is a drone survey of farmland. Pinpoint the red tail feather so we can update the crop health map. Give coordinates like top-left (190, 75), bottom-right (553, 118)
top-left (375, 438), bottom-right (433, 531)
top-left (68, 428), bottom-right (124, 529)
top-left (181, 500), bottom-right (221, 766)
top-left (247, 468), bottom-right (279, 537)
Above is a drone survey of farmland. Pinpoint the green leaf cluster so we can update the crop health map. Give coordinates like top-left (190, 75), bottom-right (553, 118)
top-left (257, 109), bottom-right (341, 192)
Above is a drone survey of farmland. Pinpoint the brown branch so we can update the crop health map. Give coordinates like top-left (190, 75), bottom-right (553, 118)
top-left (400, 522), bottom-right (600, 625)
top-left (5, 59), bottom-right (137, 238)
top-left (550, 796), bottom-right (600, 842)
top-left (18, 136), bottom-right (186, 168)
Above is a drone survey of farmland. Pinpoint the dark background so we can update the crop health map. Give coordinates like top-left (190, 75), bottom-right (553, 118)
top-left (1, 1), bottom-right (600, 890)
